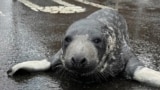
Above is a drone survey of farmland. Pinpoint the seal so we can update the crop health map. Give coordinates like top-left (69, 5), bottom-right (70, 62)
top-left (7, 8), bottom-right (160, 87)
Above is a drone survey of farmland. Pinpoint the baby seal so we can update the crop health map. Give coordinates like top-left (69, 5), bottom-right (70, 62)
top-left (7, 8), bottom-right (160, 87)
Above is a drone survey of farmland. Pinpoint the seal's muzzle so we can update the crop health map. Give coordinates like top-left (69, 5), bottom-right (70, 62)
top-left (62, 34), bottom-right (99, 74)
top-left (66, 54), bottom-right (88, 73)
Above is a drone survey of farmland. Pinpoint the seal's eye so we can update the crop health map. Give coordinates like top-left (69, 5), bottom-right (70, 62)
top-left (64, 36), bottom-right (72, 43)
top-left (92, 38), bottom-right (102, 44)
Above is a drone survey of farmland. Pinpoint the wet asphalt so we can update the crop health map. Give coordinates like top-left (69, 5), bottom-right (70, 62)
top-left (0, 0), bottom-right (160, 90)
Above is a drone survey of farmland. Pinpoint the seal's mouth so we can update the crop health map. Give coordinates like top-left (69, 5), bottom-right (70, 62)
top-left (61, 57), bottom-right (97, 76)
top-left (64, 61), bottom-right (97, 75)
top-left (59, 56), bottom-right (111, 84)
top-left (60, 62), bottom-right (110, 84)
top-left (64, 66), bottom-right (97, 77)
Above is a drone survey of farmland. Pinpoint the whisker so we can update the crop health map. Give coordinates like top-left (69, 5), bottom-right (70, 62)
top-left (98, 71), bottom-right (108, 82)
top-left (95, 72), bottom-right (103, 83)
top-left (94, 73), bottom-right (101, 83)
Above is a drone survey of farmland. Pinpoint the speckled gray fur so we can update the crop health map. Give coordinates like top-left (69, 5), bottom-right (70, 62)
top-left (50, 9), bottom-right (144, 81)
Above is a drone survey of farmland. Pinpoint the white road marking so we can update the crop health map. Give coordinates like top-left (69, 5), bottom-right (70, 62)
top-left (52, 0), bottom-right (75, 6)
top-left (18, 0), bottom-right (86, 14)
top-left (18, 0), bottom-right (42, 11)
top-left (76, 0), bottom-right (115, 10)
top-left (18, 0), bottom-right (115, 14)
top-left (0, 11), bottom-right (5, 16)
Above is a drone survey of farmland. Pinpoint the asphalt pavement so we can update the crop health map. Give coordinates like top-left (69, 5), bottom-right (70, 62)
top-left (0, 0), bottom-right (160, 90)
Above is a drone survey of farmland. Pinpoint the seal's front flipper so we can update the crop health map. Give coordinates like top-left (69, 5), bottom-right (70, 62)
top-left (123, 47), bottom-right (160, 87)
top-left (133, 67), bottom-right (160, 87)
top-left (7, 59), bottom-right (51, 76)
top-left (7, 49), bottom-right (62, 76)
top-left (49, 49), bottom-right (63, 71)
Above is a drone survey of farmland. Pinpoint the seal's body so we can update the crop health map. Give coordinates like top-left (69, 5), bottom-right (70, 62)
top-left (7, 8), bottom-right (160, 87)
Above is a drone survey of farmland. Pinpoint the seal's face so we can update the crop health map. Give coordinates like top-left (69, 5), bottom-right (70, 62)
top-left (61, 19), bottom-right (106, 75)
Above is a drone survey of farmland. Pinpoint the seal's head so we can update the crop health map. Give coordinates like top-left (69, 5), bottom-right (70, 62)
top-left (61, 19), bottom-right (113, 75)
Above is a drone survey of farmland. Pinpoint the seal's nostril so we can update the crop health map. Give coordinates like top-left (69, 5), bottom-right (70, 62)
top-left (71, 57), bottom-right (87, 65)
top-left (80, 58), bottom-right (87, 64)
top-left (71, 57), bottom-right (76, 64)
